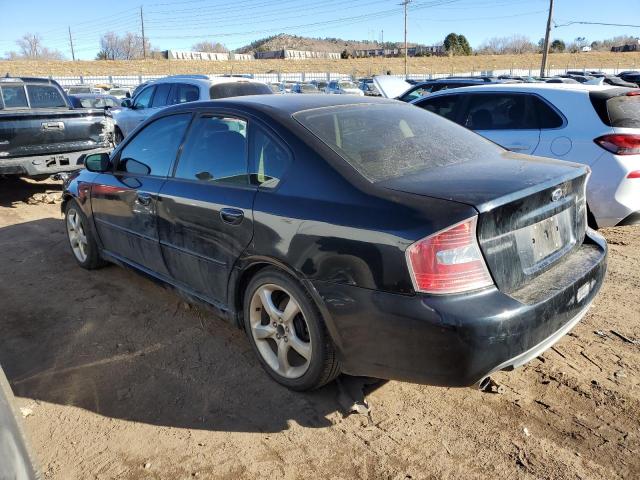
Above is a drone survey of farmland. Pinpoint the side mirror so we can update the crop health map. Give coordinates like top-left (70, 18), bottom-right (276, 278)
top-left (84, 153), bottom-right (111, 173)
top-left (121, 98), bottom-right (132, 108)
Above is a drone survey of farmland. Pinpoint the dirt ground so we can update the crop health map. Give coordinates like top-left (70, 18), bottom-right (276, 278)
top-left (0, 178), bottom-right (638, 480)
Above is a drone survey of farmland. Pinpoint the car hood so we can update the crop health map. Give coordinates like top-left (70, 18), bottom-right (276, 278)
top-left (377, 151), bottom-right (587, 213)
top-left (373, 75), bottom-right (412, 99)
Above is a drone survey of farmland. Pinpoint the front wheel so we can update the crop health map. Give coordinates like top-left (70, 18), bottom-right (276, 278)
top-left (243, 268), bottom-right (341, 391)
top-left (64, 200), bottom-right (106, 269)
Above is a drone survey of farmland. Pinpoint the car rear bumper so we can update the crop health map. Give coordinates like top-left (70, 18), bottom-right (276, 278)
top-left (0, 147), bottom-right (110, 177)
top-left (312, 230), bottom-right (607, 387)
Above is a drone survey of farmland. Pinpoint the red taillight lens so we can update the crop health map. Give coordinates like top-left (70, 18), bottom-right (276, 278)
top-left (406, 217), bottom-right (494, 295)
top-left (594, 134), bottom-right (640, 155)
top-left (627, 90), bottom-right (640, 96)
top-left (628, 170), bottom-right (640, 178)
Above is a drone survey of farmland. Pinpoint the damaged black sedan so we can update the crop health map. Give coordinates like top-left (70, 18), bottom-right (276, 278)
top-left (62, 95), bottom-right (607, 391)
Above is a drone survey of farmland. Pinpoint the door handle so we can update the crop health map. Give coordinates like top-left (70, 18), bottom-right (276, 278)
top-left (136, 193), bottom-right (152, 206)
top-left (220, 208), bottom-right (244, 225)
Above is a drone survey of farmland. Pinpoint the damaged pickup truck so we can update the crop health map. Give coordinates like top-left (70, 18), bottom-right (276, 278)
top-left (0, 76), bottom-right (114, 179)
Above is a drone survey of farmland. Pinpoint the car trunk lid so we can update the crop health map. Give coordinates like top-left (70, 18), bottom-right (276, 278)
top-left (379, 152), bottom-right (589, 293)
top-left (372, 75), bottom-right (412, 99)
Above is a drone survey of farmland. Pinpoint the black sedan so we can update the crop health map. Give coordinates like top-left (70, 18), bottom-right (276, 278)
top-left (62, 95), bottom-right (607, 391)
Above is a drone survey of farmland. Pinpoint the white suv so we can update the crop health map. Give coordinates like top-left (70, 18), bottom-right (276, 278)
top-left (413, 83), bottom-right (640, 228)
top-left (112, 75), bottom-right (272, 143)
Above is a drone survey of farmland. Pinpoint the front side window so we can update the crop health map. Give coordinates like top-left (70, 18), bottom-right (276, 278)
top-left (133, 86), bottom-right (155, 109)
top-left (416, 94), bottom-right (463, 121)
top-left (174, 115), bottom-right (248, 185)
top-left (117, 113), bottom-right (191, 176)
top-left (295, 103), bottom-right (500, 183)
top-left (27, 85), bottom-right (66, 108)
top-left (1, 86), bottom-right (28, 108)
top-left (462, 93), bottom-right (537, 130)
top-left (250, 126), bottom-right (291, 187)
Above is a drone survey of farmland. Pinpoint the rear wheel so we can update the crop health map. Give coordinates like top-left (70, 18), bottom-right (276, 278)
top-left (243, 268), bottom-right (340, 390)
top-left (64, 200), bottom-right (106, 269)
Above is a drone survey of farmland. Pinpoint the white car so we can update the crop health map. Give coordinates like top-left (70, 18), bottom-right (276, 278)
top-left (111, 75), bottom-right (272, 143)
top-left (108, 87), bottom-right (132, 99)
top-left (408, 83), bottom-right (640, 228)
top-left (325, 80), bottom-right (365, 96)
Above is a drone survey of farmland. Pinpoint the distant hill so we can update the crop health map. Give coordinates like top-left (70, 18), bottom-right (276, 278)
top-left (235, 34), bottom-right (417, 54)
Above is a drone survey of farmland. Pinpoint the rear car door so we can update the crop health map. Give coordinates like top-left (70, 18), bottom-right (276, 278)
top-left (459, 92), bottom-right (541, 154)
top-left (156, 113), bottom-right (256, 304)
top-left (91, 113), bottom-right (192, 275)
top-left (168, 83), bottom-right (200, 105)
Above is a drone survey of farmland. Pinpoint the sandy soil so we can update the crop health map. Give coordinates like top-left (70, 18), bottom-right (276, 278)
top-left (3, 52), bottom-right (640, 77)
top-left (0, 178), bottom-right (638, 480)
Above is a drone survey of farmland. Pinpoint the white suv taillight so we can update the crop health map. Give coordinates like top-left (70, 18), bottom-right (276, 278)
top-left (405, 216), bottom-right (494, 295)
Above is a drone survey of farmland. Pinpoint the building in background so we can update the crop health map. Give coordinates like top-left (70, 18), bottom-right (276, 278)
top-left (611, 40), bottom-right (640, 53)
top-left (254, 50), bottom-right (341, 60)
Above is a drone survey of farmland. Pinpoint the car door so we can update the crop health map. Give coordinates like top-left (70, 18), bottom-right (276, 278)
top-left (169, 82), bottom-right (201, 104)
top-left (156, 113), bottom-right (257, 304)
top-left (458, 92), bottom-right (541, 154)
top-left (119, 85), bottom-right (155, 136)
top-left (91, 113), bottom-right (192, 275)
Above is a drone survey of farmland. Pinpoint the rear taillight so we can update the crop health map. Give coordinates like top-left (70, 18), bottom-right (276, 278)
top-left (628, 170), bottom-right (640, 178)
top-left (594, 134), bottom-right (640, 155)
top-left (405, 216), bottom-right (494, 295)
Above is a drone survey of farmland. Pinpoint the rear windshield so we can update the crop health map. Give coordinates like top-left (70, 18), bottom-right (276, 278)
top-left (26, 85), bottom-right (66, 108)
top-left (210, 82), bottom-right (272, 99)
top-left (605, 95), bottom-right (640, 128)
top-left (294, 103), bottom-right (501, 182)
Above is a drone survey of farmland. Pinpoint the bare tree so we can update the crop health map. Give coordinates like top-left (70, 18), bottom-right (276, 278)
top-left (97, 32), bottom-right (151, 60)
top-left (10, 33), bottom-right (65, 59)
top-left (191, 41), bottom-right (228, 53)
top-left (477, 35), bottom-right (536, 55)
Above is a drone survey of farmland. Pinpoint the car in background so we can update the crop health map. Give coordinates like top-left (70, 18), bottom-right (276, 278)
top-left (290, 83), bottom-right (319, 94)
top-left (310, 80), bottom-right (328, 91)
top-left (278, 81), bottom-right (298, 94)
top-left (618, 71), bottom-right (640, 87)
top-left (69, 94), bottom-right (121, 109)
top-left (0, 76), bottom-right (114, 179)
top-left (374, 76), bottom-right (522, 103)
top-left (111, 75), bottom-right (272, 142)
top-left (63, 94), bottom-right (606, 391)
top-left (325, 80), bottom-right (364, 96)
top-left (412, 83), bottom-right (640, 228)
top-left (0, 365), bottom-right (38, 480)
top-left (358, 79), bottom-right (381, 96)
top-left (65, 85), bottom-right (102, 95)
top-left (108, 87), bottom-right (132, 99)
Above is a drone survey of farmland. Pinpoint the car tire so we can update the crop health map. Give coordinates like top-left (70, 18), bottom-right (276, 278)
top-left (64, 199), bottom-right (107, 270)
top-left (243, 267), bottom-right (341, 391)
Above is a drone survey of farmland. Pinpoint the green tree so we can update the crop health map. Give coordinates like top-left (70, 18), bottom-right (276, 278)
top-left (457, 34), bottom-right (472, 55)
top-left (550, 39), bottom-right (565, 53)
top-left (443, 33), bottom-right (459, 55)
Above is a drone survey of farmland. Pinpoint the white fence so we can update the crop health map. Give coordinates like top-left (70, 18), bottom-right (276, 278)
top-left (49, 66), bottom-right (637, 87)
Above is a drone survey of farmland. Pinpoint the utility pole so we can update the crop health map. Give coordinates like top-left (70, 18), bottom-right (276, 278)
top-left (68, 26), bottom-right (75, 61)
top-left (140, 5), bottom-right (147, 59)
top-left (540, 0), bottom-right (554, 77)
top-left (402, 0), bottom-right (411, 79)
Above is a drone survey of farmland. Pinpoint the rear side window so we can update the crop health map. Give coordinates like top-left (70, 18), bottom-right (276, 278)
top-left (151, 83), bottom-right (172, 107)
top-left (462, 93), bottom-right (537, 130)
top-left (171, 83), bottom-right (200, 104)
top-left (250, 126), bottom-right (291, 187)
top-left (1, 86), bottom-right (28, 108)
top-left (530, 96), bottom-right (564, 129)
top-left (605, 95), bottom-right (640, 128)
top-left (415, 94), bottom-right (463, 121)
top-left (295, 103), bottom-right (500, 182)
top-left (117, 113), bottom-right (191, 176)
top-left (26, 85), bottom-right (66, 108)
top-left (209, 82), bottom-right (271, 99)
top-left (175, 116), bottom-right (248, 185)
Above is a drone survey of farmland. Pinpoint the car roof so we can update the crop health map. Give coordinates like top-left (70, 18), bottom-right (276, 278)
top-left (423, 82), bottom-right (624, 97)
top-left (153, 75), bottom-right (265, 86)
top-left (160, 93), bottom-right (397, 116)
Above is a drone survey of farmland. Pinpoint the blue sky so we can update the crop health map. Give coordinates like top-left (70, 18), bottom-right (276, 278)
top-left (1, 0), bottom-right (638, 60)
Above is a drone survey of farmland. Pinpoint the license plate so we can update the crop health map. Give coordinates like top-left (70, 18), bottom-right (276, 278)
top-left (514, 208), bottom-right (575, 274)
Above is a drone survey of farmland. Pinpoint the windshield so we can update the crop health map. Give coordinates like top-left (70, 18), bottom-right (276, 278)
top-left (606, 94), bottom-right (640, 128)
top-left (68, 87), bottom-right (92, 94)
top-left (294, 103), bottom-right (501, 182)
top-left (300, 84), bottom-right (318, 93)
top-left (339, 82), bottom-right (356, 89)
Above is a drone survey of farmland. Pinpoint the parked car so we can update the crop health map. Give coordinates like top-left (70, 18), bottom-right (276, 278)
top-left (358, 79), bottom-right (381, 96)
top-left (0, 77), bottom-right (114, 179)
top-left (374, 75), bottom-right (521, 102)
top-left (108, 87), bottom-right (132, 99)
top-left (310, 80), bottom-right (328, 91)
top-left (290, 83), bottom-right (320, 94)
top-left (65, 85), bottom-right (102, 95)
top-left (618, 71), bottom-right (640, 87)
top-left (111, 76), bottom-right (272, 143)
top-left (325, 80), bottom-right (364, 96)
top-left (0, 365), bottom-right (38, 480)
top-left (411, 83), bottom-right (640, 228)
top-left (62, 95), bottom-right (606, 391)
top-left (68, 94), bottom-right (121, 109)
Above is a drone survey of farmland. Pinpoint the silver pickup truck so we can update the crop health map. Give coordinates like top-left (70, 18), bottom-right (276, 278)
top-left (0, 76), bottom-right (114, 179)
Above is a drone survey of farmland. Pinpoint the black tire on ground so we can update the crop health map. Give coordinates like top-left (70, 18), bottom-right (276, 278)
top-left (243, 267), bottom-right (341, 391)
top-left (64, 199), bottom-right (107, 270)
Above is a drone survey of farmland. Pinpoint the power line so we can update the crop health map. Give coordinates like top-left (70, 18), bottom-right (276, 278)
top-left (554, 20), bottom-right (640, 28)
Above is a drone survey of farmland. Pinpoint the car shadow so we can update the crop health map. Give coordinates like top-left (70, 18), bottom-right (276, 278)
top-left (0, 216), bottom-right (384, 433)
top-left (0, 177), bottom-right (62, 208)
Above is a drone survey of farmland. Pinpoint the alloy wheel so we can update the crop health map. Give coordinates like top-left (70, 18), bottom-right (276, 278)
top-left (66, 208), bottom-right (88, 263)
top-left (249, 283), bottom-right (312, 379)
